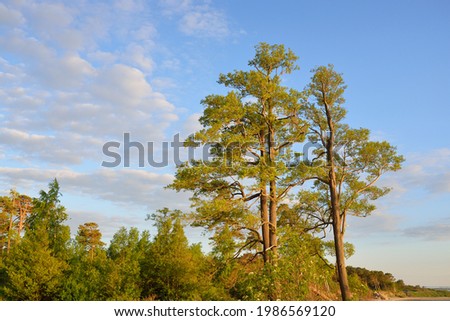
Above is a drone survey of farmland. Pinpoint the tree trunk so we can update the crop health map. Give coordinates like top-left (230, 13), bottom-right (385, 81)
top-left (269, 179), bottom-right (280, 301)
top-left (329, 166), bottom-right (351, 300)
top-left (17, 199), bottom-right (28, 237)
top-left (268, 128), bottom-right (278, 262)
top-left (7, 211), bottom-right (13, 254)
top-left (267, 114), bottom-right (280, 300)
top-left (269, 180), bottom-right (277, 260)
top-left (260, 185), bottom-right (270, 264)
top-left (332, 215), bottom-right (351, 300)
top-left (325, 100), bottom-right (352, 301)
top-left (260, 129), bottom-right (270, 264)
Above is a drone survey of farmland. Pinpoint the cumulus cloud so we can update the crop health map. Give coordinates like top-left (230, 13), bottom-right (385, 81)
top-left (91, 64), bottom-right (153, 106)
top-left (0, 3), bottom-right (25, 27)
top-left (39, 54), bottom-right (95, 89)
top-left (0, 29), bottom-right (53, 61)
top-left (0, 1), bottom-right (180, 167)
top-left (0, 167), bottom-right (190, 209)
top-left (0, 31), bottom-right (94, 90)
top-left (0, 0), bottom-right (231, 220)
top-left (26, 2), bottom-right (74, 32)
top-left (0, 128), bottom-right (52, 159)
top-left (124, 44), bottom-right (155, 72)
top-left (18, 1), bottom-right (87, 52)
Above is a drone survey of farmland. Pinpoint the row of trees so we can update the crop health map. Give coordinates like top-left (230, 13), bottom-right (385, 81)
top-left (0, 180), bottom-right (420, 301)
top-left (0, 180), bottom-right (345, 300)
top-left (0, 181), bottom-right (209, 300)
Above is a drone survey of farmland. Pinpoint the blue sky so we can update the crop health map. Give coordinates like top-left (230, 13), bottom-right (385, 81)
top-left (0, 0), bottom-right (449, 286)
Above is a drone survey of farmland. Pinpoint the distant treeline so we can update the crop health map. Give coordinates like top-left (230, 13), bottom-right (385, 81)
top-left (347, 266), bottom-right (450, 298)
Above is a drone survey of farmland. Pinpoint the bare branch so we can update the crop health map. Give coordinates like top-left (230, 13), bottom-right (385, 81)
top-left (233, 239), bottom-right (259, 259)
top-left (278, 183), bottom-right (297, 199)
top-left (243, 192), bottom-right (261, 202)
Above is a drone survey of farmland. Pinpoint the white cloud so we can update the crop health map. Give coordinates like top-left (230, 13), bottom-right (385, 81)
top-left (0, 3), bottom-right (25, 27)
top-left (39, 54), bottom-right (95, 89)
top-left (0, 128), bottom-right (103, 165)
top-left (0, 128), bottom-right (48, 142)
top-left (0, 29), bottom-right (53, 61)
top-left (87, 51), bottom-right (118, 65)
top-left (0, 62), bottom-right (179, 165)
top-left (158, 0), bottom-right (230, 38)
top-left (123, 44), bottom-right (155, 73)
top-left (182, 113), bottom-right (202, 136)
top-left (22, 1), bottom-right (88, 52)
top-left (0, 2), bottom-right (181, 167)
top-left (26, 2), bottom-right (74, 31)
top-left (0, 30), bottom-right (94, 90)
top-left (180, 10), bottom-right (229, 38)
top-left (0, 0), bottom-right (227, 224)
top-left (91, 64), bottom-right (153, 106)
top-left (0, 127), bottom-right (54, 163)
top-left (0, 167), bottom-right (190, 209)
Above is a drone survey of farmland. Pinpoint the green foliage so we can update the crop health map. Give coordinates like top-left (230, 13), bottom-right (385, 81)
top-left (59, 245), bottom-right (110, 300)
top-left (142, 208), bottom-right (207, 300)
top-left (58, 223), bottom-right (110, 300)
top-left (296, 64), bottom-right (404, 300)
top-left (298, 65), bottom-right (405, 223)
top-left (231, 263), bottom-right (271, 301)
top-left (2, 237), bottom-right (67, 300)
top-left (27, 179), bottom-right (71, 259)
top-left (347, 273), bottom-right (371, 300)
top-left (277, 228), bottom-right (338, 300)
top-left (323, 240), bottom-right (355, 259)
top-left (1, 180), bottom-right (70, 300)
top-left (0, 196), bottom-right (14, 255)
top-left (106, 227), bottom-right (150, 300)
top-left (347, 266), bottom-right (396, 291)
